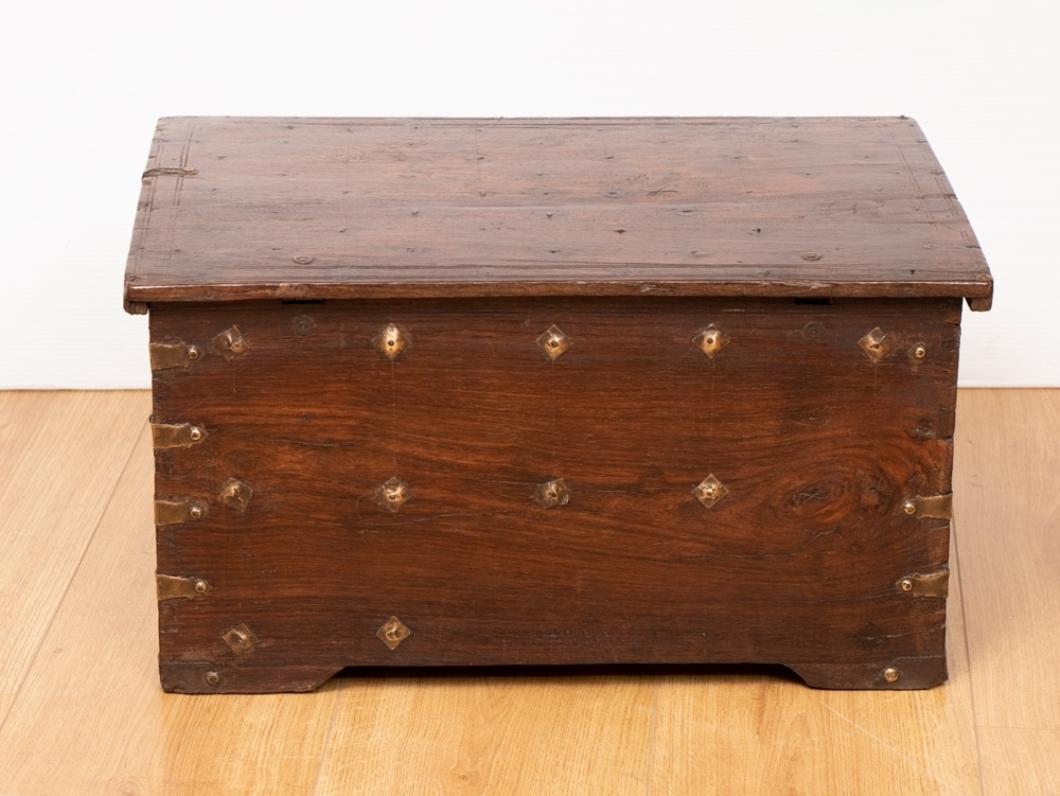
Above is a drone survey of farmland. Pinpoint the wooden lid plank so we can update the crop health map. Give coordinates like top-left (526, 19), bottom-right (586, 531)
top-left (124, 117), bottom-right (993, 311)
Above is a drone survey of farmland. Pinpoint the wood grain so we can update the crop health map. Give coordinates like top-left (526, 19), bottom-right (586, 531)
top-left (123, 117), bottom-right (992, 308)
top-left (0, 391), bottom-right (146, 723)
top-left (149, 298), bottom-right (959, 691)
top-left (978, 728), bottom-right (1060, 796)
top-left (0, 389), bottom-right (1058, 793)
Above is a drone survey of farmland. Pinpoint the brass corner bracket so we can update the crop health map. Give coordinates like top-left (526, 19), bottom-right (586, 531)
top-left (156, 574), bottom-right (210, 601)
top-left (902, 493), bottom-right (953, 520)
top-left (155, 498), bottom-right (207, 526)
top-left (150, 340), bottom-right (201, 370)
top-left (897, 569), bottom-right (950, 599)
top-left (152, 422), bottom-right (206, 450)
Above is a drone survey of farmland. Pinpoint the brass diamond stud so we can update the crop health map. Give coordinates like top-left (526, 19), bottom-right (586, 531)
top-left (693, 475), bottom-right (728, 508)
top-left (222, 623), bottom-right (258, 655)
top-left (537, 325), bottom-right (572, 360)
top-left (693, 325), bottom-right (730, 359)
top-left (534, 477), bottom-right (570, 508)
top-left (377, 616), bottom-right (411, 650)
top-left (858, 327), bottom-right (892, 363)
top-left (376, 477), bottom-right (409, 513)
top-left (218, 478), bottom-right (253, 512)
top-left (374, 323), bottom-right (408, 360)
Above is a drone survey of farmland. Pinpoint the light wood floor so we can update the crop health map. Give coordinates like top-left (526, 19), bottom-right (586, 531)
top-left (0, 390), bottom-right (1056, 795)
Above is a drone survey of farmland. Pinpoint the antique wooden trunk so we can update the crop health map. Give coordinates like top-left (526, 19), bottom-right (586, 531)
top-left (124, 117), bottom-right (992, 692)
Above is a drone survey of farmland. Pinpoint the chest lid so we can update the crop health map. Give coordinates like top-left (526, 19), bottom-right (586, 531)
top-left (124, 116), bottom-right (992, 313)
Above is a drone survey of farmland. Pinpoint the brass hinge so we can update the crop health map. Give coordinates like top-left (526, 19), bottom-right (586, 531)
top-left (150, 340), bottom-right (201, 370)
top-left (152, 422), bottom-right (206, 449)
top-left (897, 569), bottom-right (950, 598)
top-left (157, 574), bottom-right (210, 601)
top-left (155, 498), bottom-right (207, 526)
top-left (903, 493), bottom-right (953, 520)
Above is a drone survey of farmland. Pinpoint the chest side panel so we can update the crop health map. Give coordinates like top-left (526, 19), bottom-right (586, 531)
top-left (149, 297), bottom-right (959, 689)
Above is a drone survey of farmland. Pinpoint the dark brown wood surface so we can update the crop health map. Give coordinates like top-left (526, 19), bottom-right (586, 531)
top-left (151, 297), bottom-right (959, 692)
top-left (125, 118), bottom-right (992, 310)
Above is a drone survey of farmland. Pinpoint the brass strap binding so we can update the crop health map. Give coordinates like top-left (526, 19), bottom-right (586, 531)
top-left (897, 570), bottom-right (950, 598)
top-left (902, 494), bottom-right (953, 520)
top-left (149, 340), bottom-right (200, 370)
top-left (152, 422), bottom-right (206, 449)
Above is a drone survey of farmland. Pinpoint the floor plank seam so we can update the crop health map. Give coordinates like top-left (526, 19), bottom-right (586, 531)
top-left (953, 506), bottom-right (988, 796)
top-left (0, 419), bottom-right (149, 736)
top-left (310, 687), bottom-right (343, 795)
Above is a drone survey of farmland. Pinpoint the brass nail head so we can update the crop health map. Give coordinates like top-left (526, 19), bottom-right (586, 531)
top-left (219, 478), bottom-right (253, 512)
top-left (187, 345), bottom-right (201, 360)
top-left (210, 325), bottom-right (249, 360)
top-left (534, 477), bottom-right (570, 508)
top-left (693, 475), bottom-right (728, 508)
top-left (377, 477), bottom-right (409, 512)
top-left (912, 344), bottom-right (927, 360)
top-left (883, 667), bottom-right (901, 684)
top-left (536, 325), bottom-right (572, 360)
top-left (194, 579), bottom-right (209, 594)
top-left (374, 323), bottom-right (408, 360)
top-left (377, 616), bottom-right (412, 650)
top-left (188, 426), bottom-right (204, 442)
top-left (859, 327), bottom-right (893, 363)
top-left (693, 325), bottom-right (730, 359)
top-left (899, 578), bottom-right (914, 593)
top-left (204, 670), bottom-right (220, 686)
top-left (903, 500), bottom-right (917, 515)
top-left (222, 623), bottom-right (258, 655)
top-left (189, 504), bottom-right (203, 520)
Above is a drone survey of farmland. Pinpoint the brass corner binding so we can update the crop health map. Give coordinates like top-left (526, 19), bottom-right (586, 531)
top-left (155, 498), bottom-right (207, 526)
top-left (152, 422), bottom-right (206, 449)
top-left (902, 493), bottom-right (953, 520)
top-left (897, 569), bottom-right (950, 599)
top-left (150, 340), bottom-right (201, 370)
top-left (157, 574), bottom-right (210, 601)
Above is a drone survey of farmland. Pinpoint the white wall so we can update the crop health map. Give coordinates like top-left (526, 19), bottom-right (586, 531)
top-left (2, 0), bottom-right (1056, 388)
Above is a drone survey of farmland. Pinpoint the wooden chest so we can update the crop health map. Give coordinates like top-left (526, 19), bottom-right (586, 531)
top-left (125, 117), bottom-right (992, 692)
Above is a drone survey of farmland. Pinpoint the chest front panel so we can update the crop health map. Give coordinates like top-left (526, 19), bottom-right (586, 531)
top-left (150, 297), bottom-right (958, 691)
